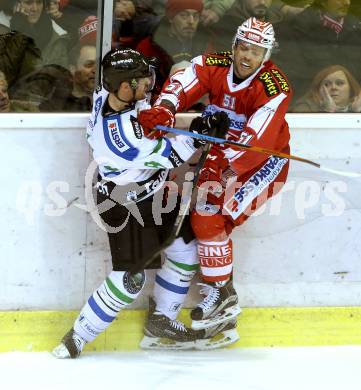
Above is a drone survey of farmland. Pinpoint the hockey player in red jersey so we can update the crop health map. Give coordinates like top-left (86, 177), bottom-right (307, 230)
top-left (139, 17), bottom-right (293, 335)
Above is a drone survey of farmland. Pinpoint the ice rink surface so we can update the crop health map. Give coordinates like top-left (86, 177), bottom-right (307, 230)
top-left (2, 346), bottom-right (361, 390)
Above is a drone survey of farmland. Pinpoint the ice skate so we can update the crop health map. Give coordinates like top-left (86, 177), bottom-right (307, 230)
top-left (52, 328), bottom-right (86, 359)
top-left (196, 319), bottom-right (239, 350)
top-left (140, 297), bottom-right (202, 350)
top-left (191, 280), bottom-right (241, 330)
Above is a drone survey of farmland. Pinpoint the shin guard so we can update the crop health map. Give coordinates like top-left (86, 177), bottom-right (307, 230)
top-left (154, 238), bottom-right (198, 320)
top-left (74, 270), bottom-right (145, 342)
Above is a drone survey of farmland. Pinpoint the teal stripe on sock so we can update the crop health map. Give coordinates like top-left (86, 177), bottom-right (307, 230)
top-left (168, 259), bottom-right (199, 272)
top-left (106, 277), bottom-right (134, 304)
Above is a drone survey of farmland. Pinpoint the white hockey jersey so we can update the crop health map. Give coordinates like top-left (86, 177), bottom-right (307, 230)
top-left (86, 86), bottom-right (197, 191)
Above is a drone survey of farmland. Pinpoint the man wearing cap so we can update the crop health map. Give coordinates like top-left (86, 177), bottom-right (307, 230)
top-left (136, 0), bottom-right (213, 98)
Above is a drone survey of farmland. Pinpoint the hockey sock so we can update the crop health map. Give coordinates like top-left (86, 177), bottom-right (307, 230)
top-left (74, 270), bottom-right (145, 343)
top-left (198, 238), bottom-right (233, 283)
top-left (154, 238), bottom-right (198, 320)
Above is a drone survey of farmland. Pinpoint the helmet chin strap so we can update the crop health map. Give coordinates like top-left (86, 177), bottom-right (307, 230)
top-left (113, 79), bottom-right (138, 106)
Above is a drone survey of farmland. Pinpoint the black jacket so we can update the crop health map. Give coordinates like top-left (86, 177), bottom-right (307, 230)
top-left (0, 28), bottom-right (42, 88)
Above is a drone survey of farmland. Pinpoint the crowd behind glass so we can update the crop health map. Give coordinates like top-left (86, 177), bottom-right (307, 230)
top-left (0, 0), bottom-right (360, 114)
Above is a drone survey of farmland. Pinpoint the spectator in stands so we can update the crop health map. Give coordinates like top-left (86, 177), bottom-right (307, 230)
top-left (199, 0), bottom-right (235, 26)
top-left (275, 0), bottom-right (310, 19)
top-left (213, 0), bottom-right (288, 50)
top-left (291, 64), bottom-right (361, 113)
top-left (10, 0), bottom-right (70, 68)
top-left (64, 43), bottom-right (96, 111)
top-left (46, 0), bottom-right (96, 47)
top-left (10, 64), bottom-right (73, 111)
top-left (154, 0), bottom-right (307, 23)
top-left (112, 0), bottom-right (160, 49)
top-left (136, 0), bottom-right (211, 98)
top-left (29, 12), bottom-right (96, 113)
top-left (0, 25), bottom-right (42, 88)
top-left (274, 0), bottom-right (361, 100)
top-left (0, 69), bottom-right (40, 111)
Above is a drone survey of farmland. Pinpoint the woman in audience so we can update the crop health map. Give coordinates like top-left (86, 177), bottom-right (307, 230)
top-left (291, 65), bottom-right (361, 113)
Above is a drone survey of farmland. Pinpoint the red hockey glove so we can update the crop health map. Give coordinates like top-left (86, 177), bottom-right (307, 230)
top-left (138, 104), bottom-right (175, 139)
top-left (198, 147), bottom-right (229, 198)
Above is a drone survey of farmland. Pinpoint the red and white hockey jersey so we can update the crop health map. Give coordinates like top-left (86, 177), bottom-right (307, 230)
top-left (158, 51), bottom-right (293, 176)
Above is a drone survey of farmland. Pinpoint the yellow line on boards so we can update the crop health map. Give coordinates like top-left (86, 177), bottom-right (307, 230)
top-left (1, 307), bottom-right (361, 353)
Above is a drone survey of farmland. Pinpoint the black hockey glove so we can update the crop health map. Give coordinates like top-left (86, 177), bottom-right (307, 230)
top-left (190, 111), bottom-right (230, 148)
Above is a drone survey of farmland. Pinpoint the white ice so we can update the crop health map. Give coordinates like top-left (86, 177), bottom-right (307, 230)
top-left (1, 347), bottom-right (361, 390)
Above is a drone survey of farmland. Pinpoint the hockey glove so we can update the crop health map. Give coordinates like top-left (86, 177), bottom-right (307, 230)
top-left (138, 104), bottom-right (175, 139)
top-left (190, 111), bottom-right (229, 148)
top-left (198, 147), bottom-right (229, 198)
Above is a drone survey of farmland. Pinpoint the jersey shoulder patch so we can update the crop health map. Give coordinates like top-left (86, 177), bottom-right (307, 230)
top-left (270, 68), bottom-right (291, 94)
top-left (205, 51), bottom-right (232, 67)
top-left (258, 69), bottom-right (291, 97)
top-left (258, 71), bottom-right (281, 97)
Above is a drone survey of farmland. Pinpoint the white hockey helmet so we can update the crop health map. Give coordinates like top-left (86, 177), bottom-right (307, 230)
top-left (232, 17), bottom-right (276, 62)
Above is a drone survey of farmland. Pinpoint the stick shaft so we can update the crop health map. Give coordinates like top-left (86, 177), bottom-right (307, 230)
top-left (156, 125), bottom-right (320, 168)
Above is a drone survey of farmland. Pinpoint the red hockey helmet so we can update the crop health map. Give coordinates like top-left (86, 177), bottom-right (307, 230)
top-left (233, 17), bottom-right (276, 62)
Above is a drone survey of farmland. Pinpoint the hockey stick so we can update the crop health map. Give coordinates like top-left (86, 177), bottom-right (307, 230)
top-left (156, 125), bottom-right (361, 179)
top-left (130, 141), bottom-right (213, 275)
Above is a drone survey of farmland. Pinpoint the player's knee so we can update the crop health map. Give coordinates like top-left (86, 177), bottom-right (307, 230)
top-left (106, 270), bottom-right (146, 305)
top-left (191, 209), bottom-right (227, 241)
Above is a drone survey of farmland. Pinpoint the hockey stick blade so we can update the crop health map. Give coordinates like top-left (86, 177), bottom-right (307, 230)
top-left (130, 142), bottom-right (213, 275)
top-left (156, 125), bottom-right (361, 178)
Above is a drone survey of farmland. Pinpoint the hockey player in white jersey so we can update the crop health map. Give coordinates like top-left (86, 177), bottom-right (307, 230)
top-left (52, 48), bottom-right (234, 358)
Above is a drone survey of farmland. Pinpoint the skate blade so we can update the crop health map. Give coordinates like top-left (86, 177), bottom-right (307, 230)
top-left (140, 336), bottom-right (196, 350)
top-left (192, 305), bottom-right (242, 330)
top-left (196, 328), bottom-right (240, 350)
top-left (52, 343), bottom-right (71, 359)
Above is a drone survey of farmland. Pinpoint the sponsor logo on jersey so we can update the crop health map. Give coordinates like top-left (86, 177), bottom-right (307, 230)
top-left (228, 118), bottom-right (245, 131)
top-left (169, 148), bottom-right (184, 168)
top-left (259, 71), bottom-right (280, 97)
top-left (143, 169), bottom-right (167, 194)
top-left (107, 119), bottom-right (129, 152)
top-left (203, 105), bottom-right (246, 131)
top-left (130, 115), bottom-right (143, 139)
top-left (205, 52), bottom-right (232, 67)
top-left (271, 69), bottom-right (290, 93)
top-left (224, 156), bottom-right (288, 220)
top-left (123, 271), bottom-right (145, 295)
